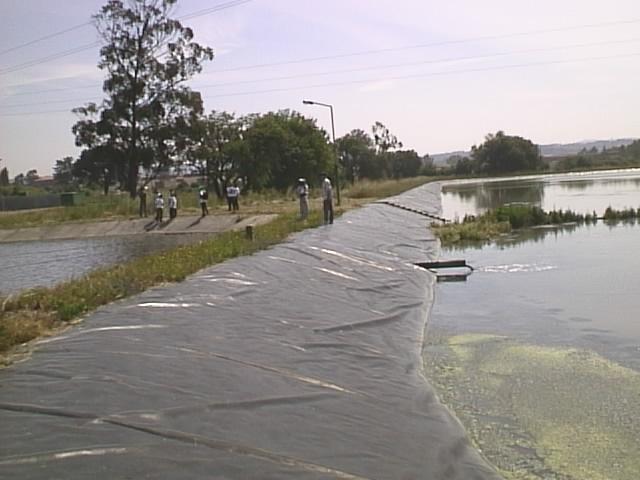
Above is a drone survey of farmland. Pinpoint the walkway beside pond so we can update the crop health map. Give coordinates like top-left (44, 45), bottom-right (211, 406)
top-left (0, 213), bottom-right (277, 243)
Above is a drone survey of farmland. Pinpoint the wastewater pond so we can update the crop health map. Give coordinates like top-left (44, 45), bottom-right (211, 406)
top-left (0, 234), bottom-right (212, 296)
top-left (426, 170), bottom-right (640, 478)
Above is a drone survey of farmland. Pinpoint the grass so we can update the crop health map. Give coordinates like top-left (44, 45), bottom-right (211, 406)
top-left (0, 177), bottom-right (435, 360)
top-left (433, 204), bottom-right (605, 246)
top-left (344, 176), bottom-right (435, 199)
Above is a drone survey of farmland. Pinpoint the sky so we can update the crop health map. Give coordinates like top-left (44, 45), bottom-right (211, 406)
top-left (1, 0), bottom-right (639, 176)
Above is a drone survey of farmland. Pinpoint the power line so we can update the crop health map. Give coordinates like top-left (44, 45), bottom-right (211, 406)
top-left (180, 0), bottom-right (254, 20)
top-left (4, 17), bottom-right (640, 98)
top-left (2, 51), bottom-right (637, 116)
top-left (0, 22), bottom-right (91, 57)
top-left (1, 83), bottom-right (99, 97)
top-left (0, 42), bottom-right (100, 75)
top-left (202, 52), bottom-right (640, 99)
top-left (4, 36), bottom-right (640, 107)
top-left (1, 97), bottom-right (103, 109)
top-left (207, 17), bottom-right (640, 73)
top-left (0, 0), bottom-right (255, 76)
top-left (193, 36), bottom-right (640, 88)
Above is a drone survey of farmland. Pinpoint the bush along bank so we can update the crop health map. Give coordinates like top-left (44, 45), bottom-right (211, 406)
top-left (0, 210), bottom-right (330, 358)
top-left (432, 204), bottom-right (640, 246)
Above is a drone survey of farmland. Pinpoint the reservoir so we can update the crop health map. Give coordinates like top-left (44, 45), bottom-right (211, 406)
top-left (426, 169), bottom-right (640, 478)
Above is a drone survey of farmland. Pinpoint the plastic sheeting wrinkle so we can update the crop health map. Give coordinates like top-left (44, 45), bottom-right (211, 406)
top-left (101, 419), bottom-right (374, 480)
top-left (161, 393), bottom-right (337, 418)
top-left (0, 403), bottom-right (370, 479)
top-left (0, 448), bottom-right (129, 466)
top-left (314, 311), bottom-right (407, 334)
top-left (136, 302), bottom-right (200, 308)
top-left (313, 267), bottom-right (359, 281)
top-left (168, 347), bottom-right (355, 395)
top-left (309, 246), bottom-right (395, 272)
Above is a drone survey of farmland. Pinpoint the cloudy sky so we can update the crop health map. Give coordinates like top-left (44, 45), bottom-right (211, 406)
top-left (1, 0), bottom-right (639, 176)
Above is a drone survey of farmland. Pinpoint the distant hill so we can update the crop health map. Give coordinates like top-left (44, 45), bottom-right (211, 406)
top-left (539, 139), bottom-right (637, 157)
top-left (431, 138), bottom-right (637, 165)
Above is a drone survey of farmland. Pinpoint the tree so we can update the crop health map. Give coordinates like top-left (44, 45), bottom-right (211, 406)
top-left (53, 157), bottom-right (76, 187)
top-left (0, 159), bottom-right (8, 186)
top-left (336, 129), bottom-right (378, 182)
top-left (73, 0), bottom-right (213, 197)
top-left (0, 168), bottom-right (8, 186)
top-left (371, 121), bottom-right (403, 154)
top-left (472, 131), bottom-right (542, 174)
top-left (73, 146), bottom-right (122, 195)
top-left (14, 173), bottom-right (25, 186)
top-left (185, 111), bottom-right (247, 198)
top-left (241, 111), bottom-right (333, 191)
top-left (25, 169), bottom-right (39, 185)
top-left (387, 150), bottom-right (422, 179)
top-left (421, 154), bottom-right (436, 175)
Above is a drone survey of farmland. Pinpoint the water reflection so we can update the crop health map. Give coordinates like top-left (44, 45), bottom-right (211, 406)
top-left (443, 223), bottom-right (580, 252)
top-left (443, 182), bottom-right (545, 217)
top-left (442, 169), bottom-right (640, 220)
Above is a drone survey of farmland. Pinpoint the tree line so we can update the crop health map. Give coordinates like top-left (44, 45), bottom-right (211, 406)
top-left (446, 131), bottom-right (545, 175)
top-left (57, 0), bottom-right (436, 198)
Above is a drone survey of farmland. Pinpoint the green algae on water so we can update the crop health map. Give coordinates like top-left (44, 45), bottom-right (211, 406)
top-left (423, 332), bottom-right (640, 479)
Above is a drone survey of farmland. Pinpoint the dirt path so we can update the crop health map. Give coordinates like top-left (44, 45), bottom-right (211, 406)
top-left (0, 213), bottom-right (277, 243)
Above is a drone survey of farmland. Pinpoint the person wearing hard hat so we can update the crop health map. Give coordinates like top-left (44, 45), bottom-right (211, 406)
top-left (138, 185), bottom-right (148, 217)
top-left (154, 192), bottom-right (164, 222)
top-left (198, 187), bottom-right (209, 216)
top-left (296, 178), bottom-right (309, 220)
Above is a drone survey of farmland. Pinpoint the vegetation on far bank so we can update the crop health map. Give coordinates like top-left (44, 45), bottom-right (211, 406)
top-left (0, 177), bottom-right (433, 361)
top-left (432, 204), bottom-right (640, 246)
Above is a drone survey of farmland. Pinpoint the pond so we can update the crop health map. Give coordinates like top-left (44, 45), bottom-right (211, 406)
top-left (425, 169), bottom-right (640, 478)
top-left (0, 234), bottom-right (211, 296)
top-left (441, 168), bottom-right (640, 220)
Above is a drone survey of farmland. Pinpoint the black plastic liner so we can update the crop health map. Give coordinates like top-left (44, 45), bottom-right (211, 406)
top-left (0, 183), bottom-right (500, 479)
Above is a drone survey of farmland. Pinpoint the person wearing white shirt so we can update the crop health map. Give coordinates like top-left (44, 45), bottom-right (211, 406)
top-left (296, 178), bottom-right (309, 220)
top-left (321, 173), bottom-right (333, 225)
top-left (154, 192), bottom-right (164, 222)
top-left (168, 191), bottom-right (178, 219)
top-left (226, 184), bottom-right (240, 212)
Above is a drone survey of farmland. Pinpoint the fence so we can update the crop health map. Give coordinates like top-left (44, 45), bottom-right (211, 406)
top-left (0, 194), bottom-right (62, 212)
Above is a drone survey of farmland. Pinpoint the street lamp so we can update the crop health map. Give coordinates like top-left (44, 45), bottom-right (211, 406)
top-left (302, 99), bottom-right (341, 206)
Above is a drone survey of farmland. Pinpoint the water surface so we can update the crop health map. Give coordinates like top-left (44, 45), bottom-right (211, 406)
top-left (0, 234), bottom-right (211, 296)
top-left (442, 168), bottom-right (640, 220)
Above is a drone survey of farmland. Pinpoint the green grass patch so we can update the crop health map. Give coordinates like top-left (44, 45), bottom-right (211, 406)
top-left (433, 204), bottom-right (603, 246)
top-left (343, 177), bottom-right (434, 199)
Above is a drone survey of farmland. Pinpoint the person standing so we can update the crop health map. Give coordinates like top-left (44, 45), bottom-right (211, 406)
top-left (296, 178), bottom-right (309, 220)
top-left (231, 183), bottom-right (240, 211)
top-left (226, 184), bottom-right (236, 212)
top-left (321, 173), bottom-right (334, 225)
top-left (154, 192), bottom-right (164, 222)
top-left (168, 190), bottom-right (178, 219)
top-left (199, 187), bottom-right (209, 216)
top-left (138, 185), bottom-right (148, 217)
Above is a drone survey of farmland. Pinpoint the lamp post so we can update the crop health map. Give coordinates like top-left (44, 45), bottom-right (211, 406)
top-left (302, 99), bottom-right (341, 206)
